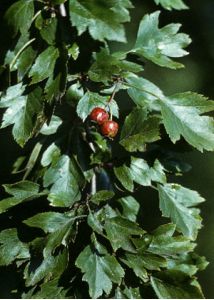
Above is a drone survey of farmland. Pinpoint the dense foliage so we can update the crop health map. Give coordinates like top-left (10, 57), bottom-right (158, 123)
top-left (0, 0), bottom-right (211, 298)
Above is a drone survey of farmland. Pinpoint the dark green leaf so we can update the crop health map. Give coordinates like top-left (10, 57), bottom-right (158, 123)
top-left (44, 154), bottom-right (84, 207)
top-left (69, 0), bottom-right (133, 42)
top-left (0, 84), bottom-right (43, 146)
top-left (114, 165), bottom-right (134, 192)
top-left (151, 276), bottom-right (204, 299)
top-left (90, 190), bottom-right (115, 204)
top-left (29, 46), bottom-right (59, 84)
top-left (4, 0), bottom-right (34, 36)
top-left (0, 229), bottom-right (29, 266)
top-left (104, 216), bottom-right (145, 251)
top-left (75, 239), bottom-right (124, 298)
top-left (0, 181), bottom-right (42, 213)
top-left (89, 48), bottom-right (142, 84)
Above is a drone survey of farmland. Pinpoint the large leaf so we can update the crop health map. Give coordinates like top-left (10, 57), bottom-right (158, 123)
top-left (104, 216), bottom-right (145, 251)
top-left (158, 184), bottom-right (204, 240)
top-left (0, 181), bottom-right (42, 213)
top-left (77, 91), bottom-right (119, 121)
top-left (43, 154), bottom-right (84, 207)
top-left (114, 165), bottom-right (134, 192)
top-left (29, 46), bottom-right (59, 84)
top-left (132, 11), bottom-right (191, 69)
top-left (0, 84), bottom-right (43, 146)
top-left (154, 0), bottom-right (188, 10)
top-left (160, 92), bottom-right (214, 151)
top-left (0, 229), bottom-right (29, 266)
top-left (69, 0), bottom-right (132, 42)
top-left (4, 0), bottom-right (34, 36)
top-left (76, 239), bottom-right (124, 298)
top-left (151, 276), bottom-right (204, 299)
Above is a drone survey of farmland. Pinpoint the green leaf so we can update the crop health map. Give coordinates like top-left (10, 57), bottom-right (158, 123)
top-left (41, 143), bottom-right (61, 167)
top-left (116, 196), bottom-right (139, 222)
top-left (114, 286), bottom-right (142, 299)
top-left (0, 181), bottom-right (42, 213)
top-left (90, 190), bottom-right (115, 204)
top-left (43, 154), bottom-right (84, 207)
top-left (126, 73), bottom-right (163, 110)
top-left (40, 115), bottom-right (62, 135)
top-left (4, 0), bottom-right (34, 36)
top-left (158, 183), bottom-right (205, 239)
top-left (0, 229), bottom-right (29, 266)
top-left (148, 234), bottom-right (195, 256)
top-left (23, 212), bottom-right (71, 233)
top-left (0, 84), bottom-right (42, 146)
top-left (151, 276), bottom-right (204, 299)
top-left (121, 253), bottom-right (166, 281)
top-left (69, 0), bottom-right (133, 42)
top-left (29, 46), bottom-right (59, 84)
top-left (25, 249), bottom-right (68, 287)
top-left (89, 48), bottom-right (142, 84)
top-left (75, 239), bottom-right (124, 298)
top-left (132, 11), bottom-right (191, 69)
top-left (120, 107), bottom-right (161, 152)
top-left (114, 165), bottom-right (134, 192)
top-left (65, 82), bottom-right (84, 107)
top-left (4, 32), bottom-right (37, 79)
top-left (154, 0), bottom-right (188, 10)
top-left (104, 216), bottom-right (145, 251)
top-left (76, 91), bottom-right (119, 121)
top-left (130, 157), bottom-right (166, 186)
top-left (23, 278), bottom-right (68, 299)
top-left (159, 92), bottom-right (214, 151)
top-left (36, 15), bottom-right (58, 45)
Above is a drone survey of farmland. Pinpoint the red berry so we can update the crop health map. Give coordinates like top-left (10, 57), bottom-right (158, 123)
top-left (89, 107), bottom-right (109, 125)
top-left (100, 120), bottom-right (119, 138)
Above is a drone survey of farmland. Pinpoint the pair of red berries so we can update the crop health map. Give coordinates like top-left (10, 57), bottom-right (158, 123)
top-left (89, 107), bottom-right (119, 138)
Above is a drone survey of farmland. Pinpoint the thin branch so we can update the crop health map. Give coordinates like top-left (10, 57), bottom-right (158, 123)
top-left (59, 3), bottom-right (67, 17)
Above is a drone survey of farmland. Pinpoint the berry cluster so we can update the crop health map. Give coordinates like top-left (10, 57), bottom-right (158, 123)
top-left (89, 107), bottom-right (119, 138)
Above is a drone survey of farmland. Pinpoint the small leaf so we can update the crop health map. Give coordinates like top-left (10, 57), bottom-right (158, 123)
top-left (29, 46), bottom-right (59, 84)
top-left (41, 143), bottom-right (61, 167)
top-left (76, 239), bottom-right (124, 298)
top-left (154, 0), bottom-right (188, 10)
top-left (0, 181), bottom-right (42, 213)
top-left (76, 91), bottom-right (119, 121)
top-left (0, 84), bottom-right (43, 146)
top-left (90, 190), bottom-right (115, 204)
top-left (40, 115), bottom-right (62, 135)
top-left (0, 229), bottom-right (29, 266)
top-left (116, 196), bottom-right (139, 222)
top-left (114, 165), bottom-right (134, 192)
top-left (120, 107), bottom-right (161, 152)
top-left (104, 216), bottom-right (145, 251)
top-left (132, 11), bottom-right (191, 69)
top-left (158, 183), bottom-right (205, 239)
top-left (43, 154), bottom-right (84, 207)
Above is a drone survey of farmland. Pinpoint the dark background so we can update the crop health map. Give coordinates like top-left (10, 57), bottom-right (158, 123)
top-left (0, 0), bottom-right (213, 298)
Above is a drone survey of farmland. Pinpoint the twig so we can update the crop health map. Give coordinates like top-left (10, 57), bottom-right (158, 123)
top-left (59, 3), bottom-right (67, 17)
